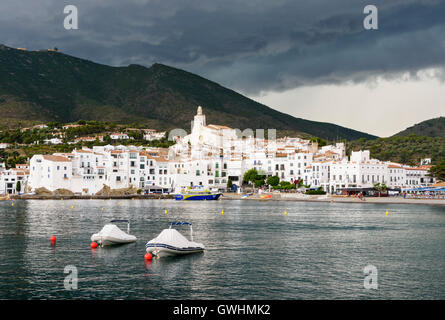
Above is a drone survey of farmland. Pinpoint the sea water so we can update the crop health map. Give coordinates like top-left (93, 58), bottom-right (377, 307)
top-left (0, 199), bottom-right (444, 299)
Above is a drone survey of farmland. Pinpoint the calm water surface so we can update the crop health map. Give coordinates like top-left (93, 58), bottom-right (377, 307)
top-left (0, 199), bottom-right (444, 299)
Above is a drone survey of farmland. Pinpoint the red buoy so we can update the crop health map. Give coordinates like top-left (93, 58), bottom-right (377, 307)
top-left (50, 236), bottom-right (56, 242)
top-left (90, 242), bottom-right (98, 249)
top-left (144, 253), bottom-right (153, 260)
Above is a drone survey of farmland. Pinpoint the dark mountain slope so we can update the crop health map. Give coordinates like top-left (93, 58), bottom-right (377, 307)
top-left (0, 45), bottom-right (377, 140)
top-left (394, 117), bottom-right (445, 138)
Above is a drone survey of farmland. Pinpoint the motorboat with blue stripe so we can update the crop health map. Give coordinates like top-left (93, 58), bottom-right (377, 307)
top-left (146, 222), bottom-right (205, 257)
top-left (174, 186), bottom-right (222, 201)
top-left (91, 219), bottom-right (137, 246)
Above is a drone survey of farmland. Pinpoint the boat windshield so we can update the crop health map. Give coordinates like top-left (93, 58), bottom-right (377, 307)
top-left (169, 222), bottom-right (194, 241)
top-left (110, 219), bottom-right (130, 233)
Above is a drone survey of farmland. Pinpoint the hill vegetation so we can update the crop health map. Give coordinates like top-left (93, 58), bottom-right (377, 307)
top-left (395, 117), bottom-right (445, 138)
top-left (347, 135), bottom-right (445, 166)
top-left (0, 120), bottom-right (174, 169)
top-left (0, 44), bottom-right (376, 141)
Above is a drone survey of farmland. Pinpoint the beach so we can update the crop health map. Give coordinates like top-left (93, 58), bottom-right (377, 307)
top-left (222, 192), bottom-right (445, 206)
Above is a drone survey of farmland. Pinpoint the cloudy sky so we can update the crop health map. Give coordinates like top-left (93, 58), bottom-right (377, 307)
top-left (1, 0), bottom-right (444, 136)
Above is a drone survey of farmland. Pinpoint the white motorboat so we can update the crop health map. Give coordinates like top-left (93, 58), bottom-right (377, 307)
top-left (145, 222), bottom-right (205, 257)
top-left (91, 219), bottom-right (137, 246)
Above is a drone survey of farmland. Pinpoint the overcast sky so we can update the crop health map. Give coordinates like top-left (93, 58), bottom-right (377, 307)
top-left (1, 0), bottom-right (444, 137)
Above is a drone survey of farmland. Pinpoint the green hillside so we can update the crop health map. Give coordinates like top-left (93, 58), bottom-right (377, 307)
top-left (0, 44), bottom-right (376, 141)
top-left (395, 117), bottom-right (445, 138)
top-left (348, 135), bottom-right (445, 166)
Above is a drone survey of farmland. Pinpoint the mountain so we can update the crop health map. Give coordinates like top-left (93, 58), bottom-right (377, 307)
top-left (348, 135), bottom-right (445, 166)
top-left (395, 117), bottom-right (445, 138)
top-left (0, 44), bottom-right (377, 141)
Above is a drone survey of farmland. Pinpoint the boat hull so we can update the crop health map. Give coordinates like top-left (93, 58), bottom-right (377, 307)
top-left (146, 243), bottom-right (205, 257)
top-left (91, 235), bottom-right (137, 246)
top-left (175, 193), bottom-right (221, 201)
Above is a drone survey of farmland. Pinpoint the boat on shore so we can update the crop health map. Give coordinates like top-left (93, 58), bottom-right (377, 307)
top-left (146, 222), bottom-right (205, 257)
top-left (174, 186), bottom-right (221, 201)
top-left (91, 219), bottom-right (137, 246)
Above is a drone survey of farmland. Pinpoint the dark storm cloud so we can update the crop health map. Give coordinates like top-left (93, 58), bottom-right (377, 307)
top-left (1, 0), bottom-right (444, 94)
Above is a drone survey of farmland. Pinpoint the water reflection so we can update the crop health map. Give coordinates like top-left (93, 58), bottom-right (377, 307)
top-left (0, 200), bottom-right (444, 299)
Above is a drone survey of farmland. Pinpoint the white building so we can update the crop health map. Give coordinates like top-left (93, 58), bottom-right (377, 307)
top-left (44, 138), bottom-right (63, 145)
top-left (0, 168), bottom-right (29, 195)
top-left (29, 155), bottom-right (72, 192)
top-left (110, 133), bottom-right (130, 140)
top-left (24, 106), bottom-right (437, 195)
top-left (143, 130), bottom-right (166, 141)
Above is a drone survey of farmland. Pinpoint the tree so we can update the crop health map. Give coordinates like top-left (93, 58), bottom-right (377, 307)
top-left (373, 183), bottom-right (387, 197)
top-left (227, 178), bottom-right (233, 190)
top-left (429, 160), bottom-right (445, 181)
top-left (16, 181), bottom-right (21, 193)
top-left (128, 130), bottom-right (143, 140)
top-left (254, 178), bottom-right (265, 188)
top-left (310, 137), bottom-right (327, 147)
top-left (266, 176), bottom-right (280, 187)
top-left (47, 122), bottom-right (61, 130)
top-left (104, 135), bottom-right (112, 145)
top-left (243, 169), bottom-right (265, 189)
top-left (243, 168), bottom-right (259, 184)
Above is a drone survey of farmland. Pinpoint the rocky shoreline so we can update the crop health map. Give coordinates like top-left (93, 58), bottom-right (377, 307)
top-left (10, 194), bottom-right (174, 200)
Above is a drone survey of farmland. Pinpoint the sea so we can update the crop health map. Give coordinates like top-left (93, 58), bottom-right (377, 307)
top-left (0, 199), bottom-right (444, 299)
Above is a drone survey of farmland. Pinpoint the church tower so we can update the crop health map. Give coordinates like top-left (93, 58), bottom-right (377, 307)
top-left (192, 105), bottom-right (206, 133)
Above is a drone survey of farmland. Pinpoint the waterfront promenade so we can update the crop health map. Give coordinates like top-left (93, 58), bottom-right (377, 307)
top-left (222, 192), bottom-right (445, 206)
top-left (5, 192), bottom-right (445, 206)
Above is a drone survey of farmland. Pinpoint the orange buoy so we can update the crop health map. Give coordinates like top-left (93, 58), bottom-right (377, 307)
top-left (144, 253), bottom-right (153, 260)
top-left (90, 242), bottom-right (98, 249)
top-left (50, 235), bottom-right (56, 242)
